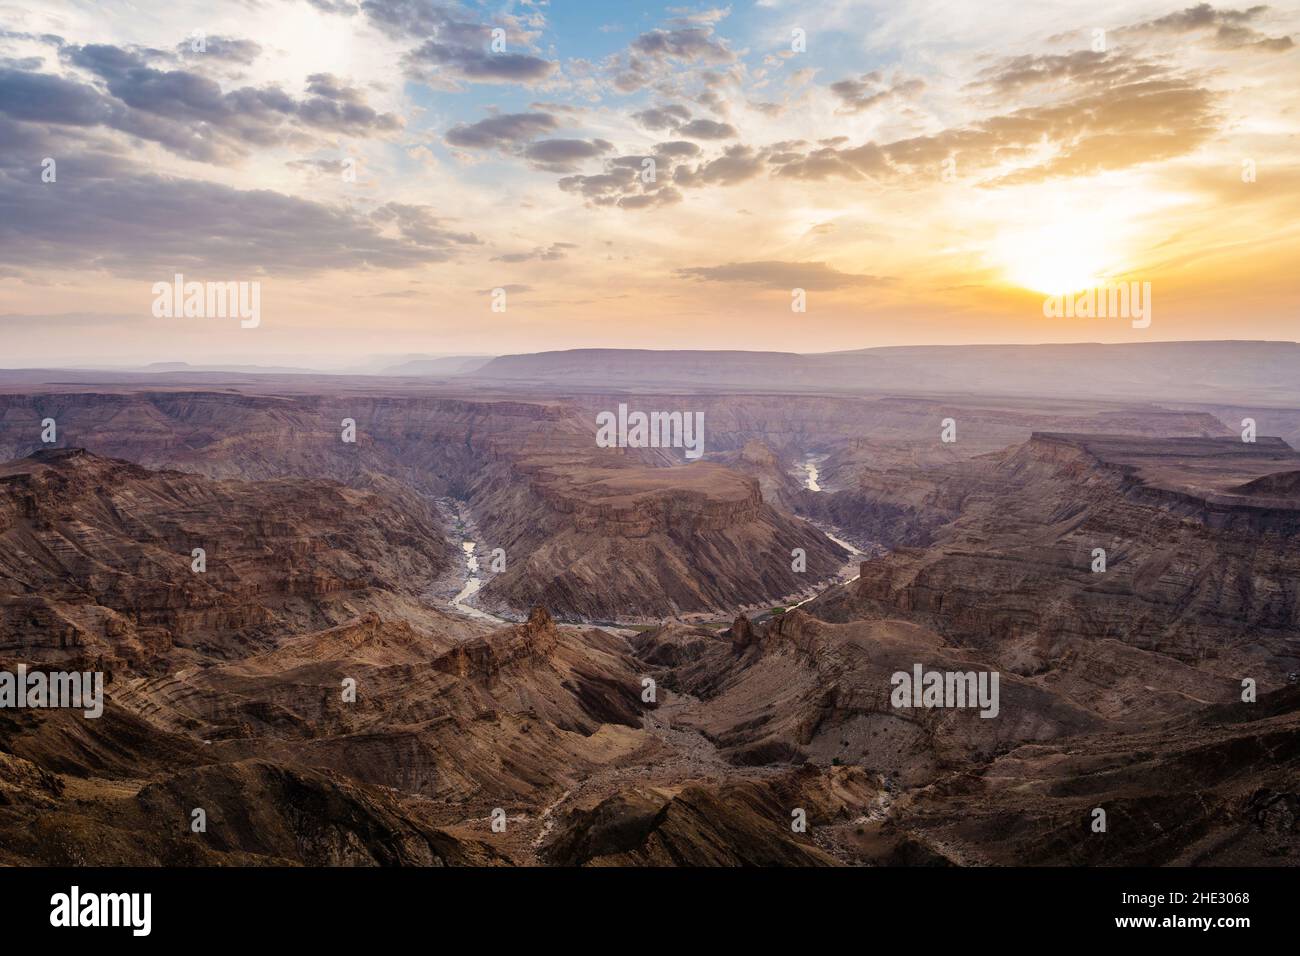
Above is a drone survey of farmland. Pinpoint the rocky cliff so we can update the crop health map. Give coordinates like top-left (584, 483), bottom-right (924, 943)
top-left (0, 448), bottom-right (453, 670)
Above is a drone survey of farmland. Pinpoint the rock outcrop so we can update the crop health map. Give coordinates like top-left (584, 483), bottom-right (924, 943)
top-left (0, 449), bottom-right (454, 670)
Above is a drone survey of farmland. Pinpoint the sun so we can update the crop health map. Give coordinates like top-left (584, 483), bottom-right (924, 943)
top-left (993, 222), bottom-right (1112, 297)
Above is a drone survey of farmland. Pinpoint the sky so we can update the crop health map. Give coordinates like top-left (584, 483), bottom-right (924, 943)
top-left (0, 0), bottom-right (1297, 368)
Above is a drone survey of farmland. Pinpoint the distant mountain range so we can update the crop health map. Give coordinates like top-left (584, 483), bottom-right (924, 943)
top-left (460, 341), bottom-right (1300, 404)
top-left (1, 341), bottom-right (1295, 405)
top-left (379, 355), bottom-right (494, 376)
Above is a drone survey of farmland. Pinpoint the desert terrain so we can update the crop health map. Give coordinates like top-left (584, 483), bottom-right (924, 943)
top-left (0, 342), bottom-right (1296, 866)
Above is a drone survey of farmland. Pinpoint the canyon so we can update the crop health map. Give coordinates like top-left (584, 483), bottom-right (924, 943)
top-left (0, 343), bottom-right (1296, 866)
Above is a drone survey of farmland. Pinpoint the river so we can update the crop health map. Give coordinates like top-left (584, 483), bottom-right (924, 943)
top-left (785, 453), bottom-right (865, 609)
top-left (435, 454), bottom-right (868, 627)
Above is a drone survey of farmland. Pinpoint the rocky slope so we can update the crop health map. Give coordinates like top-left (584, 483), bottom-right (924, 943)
top-left (0, 448), bottom-right (457, 672)
top-left (884, 684), bottom-right (1300, 866)
top-left (470, 447), bottom-right (845, 620)
top-left (0, 392), bottom-right (848, 621)
top-left (808, 433), bottom-right (1300, 719)
top-left (2, 380), bottom-right (1297, 867)
top-left (635, 609), bottom-right (1104, 782)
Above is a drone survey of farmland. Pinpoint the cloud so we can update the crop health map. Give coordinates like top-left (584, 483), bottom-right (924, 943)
top-left (522, 137), bottom-right (614, 172)
top-left (653, 140), bottom-right (701, 158)
top-left (557, 161), bottom-right (682, 210)
top-left (556, 138), bottom-right (761, 210)
top-left (175, 35), bottom-right (262, 64)
top-left (974, 51), bottom-right (1163, 93)
top-left (614, 187), bottom-right (682, 209)
top-left (633, 103), bottom-right (692, 130)
top-left (491, 242), bottom-right (576, 263)
top-left (285, 158), bottom-right (350, 176)
top-left (630, 27), bottom-right (734, 63)
top-left (765, 51), bottom-right (1221, 187)
top-left (1212, 23), bottom-right (1294, 50)
top-left (370, 202), bottom-right (481, 249)
top-left (403, 40), bottom-right (556, 85)
top-left (477, 283), bottom-right (532, 294)
top-left (673, 144), bottom-right (762, 186)
top-left (444, 112), bottom-right (610, 171)
top-left (308, 0), bottom-right (360, 14)
top-left (612, 21), bottom-right (736, 91)
top-left (1126, 2), bottom-right (1292, 47)
top-left (630, 105), bottom-right (736, 140)
top-left (664, 6), bottom-right (732, 27)
top-left (444, 111), bottom-right (558, 148)
top-left (676, 118), bottom-right (736, 139)
top-left (773, 144), bottom-right (887, 181)
top-left (830, 73), bottom-right (924, 113)
top-left (360, 0), bottom-right (556, 86)
top-left (0, 140), bottom-right (480, 275)
top-left (5, 47), bottom-right (402, 165)
top-left (676, 260), bottom-right (887, 290)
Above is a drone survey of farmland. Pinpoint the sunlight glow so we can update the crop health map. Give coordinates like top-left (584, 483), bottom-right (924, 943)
top-left (994, 222), bottom-right (1114, 297)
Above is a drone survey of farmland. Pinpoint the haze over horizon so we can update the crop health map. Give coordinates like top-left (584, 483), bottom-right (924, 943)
top-left (2, 0), bottom-right (1297, 367)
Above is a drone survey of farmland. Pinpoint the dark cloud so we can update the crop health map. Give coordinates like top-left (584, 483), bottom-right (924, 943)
top-left (403, 40), bottom-right (556, 85)
top-left (632, 103), bottom-right (691, 130)
top-left (360, 0), bottom-right (556, 86)
top-left (558, 166), bottom-right (638, 199)
top-left (773, 144), bottom-right (887, 181)
top-left (676, 261), bottom-right (887, 290)
top-left (0, 136), bottom-right (479, 275)
top-left (613, 23), bottom-right (735, 91)
top-left (615, 186), bottom-right (682, 209)
top-left (1119, 4), bottom-right (1293, 51)
top-left (630, 27), bottom-right (734, 63)
top-left (1213, 23), bottom-right (1294, 49)
top-left (304, 73), bottom-right (366, 102)
top-left (830, 73), bottom-right (924, 112)
top-left (555, 138), bottom-right (760, 210)
top-left (8, 47), bottom-right (401, 165)
top-left (370, 202), bottom-right (481, 248)
top-left (1134, 3), bottom-right (1267, 32)
top-left (653, 140), bottom-right (701, 158)
top-left (443, 112), bottom-right (608, 171)
top-left (975, 51), bottom-right (1162, 93)
top-left (694, 87), bottom-right (729, 116)
top-left (522, 137), bottom-right (614, 172)
top-left (0, 68), bottom-right (114, 126)
top-left (444, 111), bottom-right (557, 148)
top-left (557, 162), bottom-right (681, 210)
top-left (673, 144), bottom-right (762, 186)
top-left (0, 55), bottom-right (44, 70)
top-left (613, 59), bottom-right (654, 93)
top-left (676, 118), bottom-right (736, 139)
